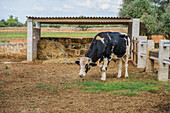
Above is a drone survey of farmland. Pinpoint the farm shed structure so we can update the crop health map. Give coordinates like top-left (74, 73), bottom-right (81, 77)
top-left (26, 16), bottom-right (140, 61)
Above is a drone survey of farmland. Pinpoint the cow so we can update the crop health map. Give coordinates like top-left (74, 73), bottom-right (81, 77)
top-left (75, 32), bottom-right (131, 81)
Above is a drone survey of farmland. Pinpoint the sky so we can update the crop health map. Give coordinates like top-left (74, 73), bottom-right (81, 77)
top-left (0, 0), bottom-right (123, 23)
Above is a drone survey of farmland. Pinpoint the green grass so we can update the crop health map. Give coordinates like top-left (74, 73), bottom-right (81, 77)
top-left (5, 66), bottom-right (9, 69)
top-left (52, 90), bottom-right (58, 93)
top-left (0, 31), bottom-right (27, 38)
top-left (112, 91), bottom-right (138, 96)
top-left (35, 83), bottom-right (54, 89)
top-left (0, 31), bottom-right (97, 42)
top-left (62, 81), bottom-right (170, 96)
top-left (0, 31), bottom-right (97, 38)
top-left (5, 71), bottom-right (11, 76)
top-left (0, 91), bottom-right (5, 95)
top-left (25, 89), bottom-right (30, 92)
top-left (30, 105), bottom-right (34, 110)
top-left (34, 83), bottom-right (59, 94)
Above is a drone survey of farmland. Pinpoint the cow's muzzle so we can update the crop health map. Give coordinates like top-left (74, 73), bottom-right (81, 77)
top-left (79, 73), bottom-right (85, 78)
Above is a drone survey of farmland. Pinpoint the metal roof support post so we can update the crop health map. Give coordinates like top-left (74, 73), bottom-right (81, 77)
top-left (27, 18), bottom-right (33, 61)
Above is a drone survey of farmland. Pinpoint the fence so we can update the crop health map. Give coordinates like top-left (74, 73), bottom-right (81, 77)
top-left (0, 43), bottom-right (27, 58)
top-left (136, 37), bottom-right (170, 81)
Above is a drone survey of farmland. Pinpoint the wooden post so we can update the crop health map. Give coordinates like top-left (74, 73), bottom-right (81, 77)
top-left (146, 40), bottom-right (155, 72)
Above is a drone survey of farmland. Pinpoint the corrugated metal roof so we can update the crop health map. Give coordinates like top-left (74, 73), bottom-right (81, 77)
top-left (26, 16), bottom-right (131, 19)
top-left (26, 16), bottom-right (133, 25)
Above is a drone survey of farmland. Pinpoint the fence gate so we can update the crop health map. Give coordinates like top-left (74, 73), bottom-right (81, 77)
top-left (131, 37), bottom-right (138, 66)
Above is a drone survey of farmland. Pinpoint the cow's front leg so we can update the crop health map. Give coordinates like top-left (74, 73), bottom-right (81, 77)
top-left (100, 58), bottom-right (108, 81)
top-left (117, 58), bottom-right (122, 78)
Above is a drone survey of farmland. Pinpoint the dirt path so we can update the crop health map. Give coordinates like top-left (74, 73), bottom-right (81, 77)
top-left (0, 59), bottom-right (169, 113)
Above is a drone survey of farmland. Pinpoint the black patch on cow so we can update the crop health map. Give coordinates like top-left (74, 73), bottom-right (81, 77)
top-left (89, 62), bottom-right (97, 66)
top-left (75, 61), bottom-right (80, 65)
top-left (85, 64), bottom-right (90, 73)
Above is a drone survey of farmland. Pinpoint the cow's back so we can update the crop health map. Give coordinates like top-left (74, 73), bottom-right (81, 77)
top-left (85, 32), bottom-right (129, 62)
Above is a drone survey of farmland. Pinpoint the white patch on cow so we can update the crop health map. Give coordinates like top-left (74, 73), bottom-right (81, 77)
top-left (96, 36), bottom-right (105, 44)
top-left (79, 57), bottom-right (90, 77)
top-left (101, 72), bottom-right (106, 81)
top-left (111, 53), bottom-right (119, 60)
top-left (117, 58), bottom-right (122, 78)
top-left (124, 37), bottom-right (130, 78)
top-left (107, 33), bottom-right (111, 40)
top-left (96, 59), bottom-right (103, 68)
top-left (111, 46), bottom-right (114, 52)
top-left (121, 33), bottom-right (127, 35)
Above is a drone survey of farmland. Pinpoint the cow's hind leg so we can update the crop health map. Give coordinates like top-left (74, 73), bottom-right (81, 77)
top-left (125, 44), bottom-right (130, 78)
top-left (100, 58), bottom-right (108, 81)
top-left (125, 55), bottom-right (129, 78)
top-left (117, 58), bottom-right (122, 78)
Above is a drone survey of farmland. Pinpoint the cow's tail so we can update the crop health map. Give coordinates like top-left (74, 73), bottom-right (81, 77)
top-left (127, 36), bottom-right (132, 57)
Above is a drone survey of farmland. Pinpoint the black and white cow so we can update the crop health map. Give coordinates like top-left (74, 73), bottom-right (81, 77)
top-left (75, 32), bottom-right (131, 81)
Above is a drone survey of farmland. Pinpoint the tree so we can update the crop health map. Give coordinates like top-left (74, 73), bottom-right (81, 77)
top-left (0, 19), bottom-right (7, 27)
top-left (119, 0), bottom-right (169, 39)
top-left (5, 15), bottom-right (24, 27)
top-left (159, 5), bottom-right (170, 39)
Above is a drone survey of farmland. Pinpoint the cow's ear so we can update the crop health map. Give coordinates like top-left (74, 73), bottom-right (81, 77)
top-left (75, 61), bottom-right (80, 65)
top-left (89, 62), bottom-right (97, 66)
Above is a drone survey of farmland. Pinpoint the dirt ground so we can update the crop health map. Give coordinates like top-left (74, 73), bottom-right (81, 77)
top-left (0, 58), bottom-right (169, 113)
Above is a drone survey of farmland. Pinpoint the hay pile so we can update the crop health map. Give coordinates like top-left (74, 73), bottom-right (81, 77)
top-left (38, 39), bottom-right (66, 60)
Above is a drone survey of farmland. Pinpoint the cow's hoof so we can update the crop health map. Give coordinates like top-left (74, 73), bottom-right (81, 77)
top-left (117, 76), bottom-right (121, 78)
top-left (100, 78), bottom-right (106, 81)
top-left (125, 76), bottom-right (128, 78)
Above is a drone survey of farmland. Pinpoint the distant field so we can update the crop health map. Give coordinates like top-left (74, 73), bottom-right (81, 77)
top-left (41, 32), bottom-right (98, 37)
top-left (0, 31), bottom-right (98, 42)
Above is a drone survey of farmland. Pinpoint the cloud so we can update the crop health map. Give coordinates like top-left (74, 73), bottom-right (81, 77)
top-left (3, 6), bottom-right (16, 11)
top-left (100, 4), bottom-right (110, 10)
top-left (63, 4), bottom-right (73, 9)
top-left (53, 7), bottom-right (62, 11)
top-left (76, 0), bottom-right (92, 8)
top-left (32, 6), bottom-right (44, 11)
top-left (96, 0), bottom-right (111, 2)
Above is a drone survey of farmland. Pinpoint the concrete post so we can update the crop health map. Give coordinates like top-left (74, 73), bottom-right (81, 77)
top-left (146, 40), bottom-right (155, 72)
top-left (137, 36), bottom-right (147, 68)
top-left (131, 19), bottom-right (140, 61)
top-left (36, 22), bottom-right (40, 29)
top-left (27, 18), bottom-right (33, 61)
top-left (132, 19), bottom-right (140, 39)
top-left (158, 40), bottom-right (170, 81)
top-left (36, 22), bottom-right (41, 40)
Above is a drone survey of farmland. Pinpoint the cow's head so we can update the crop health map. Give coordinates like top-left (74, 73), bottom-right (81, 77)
top-left (75, 57), bottom-right (97, 78)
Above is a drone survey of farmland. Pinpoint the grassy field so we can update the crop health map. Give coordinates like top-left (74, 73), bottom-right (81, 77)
top-left (0, 31), bottom-right (98, 42)
top-left (63, 80), bottom-right (170, 96)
